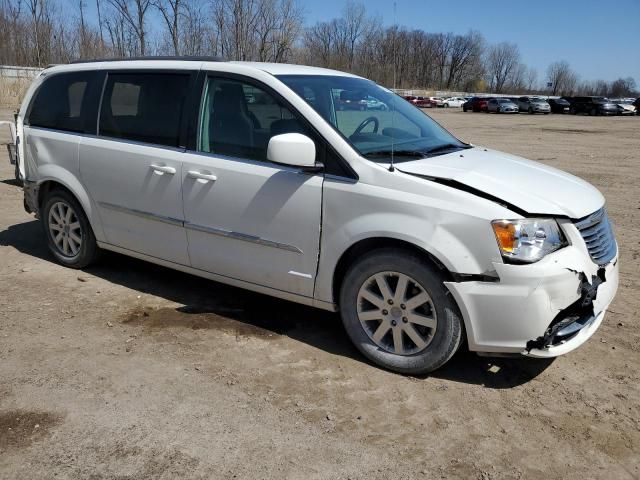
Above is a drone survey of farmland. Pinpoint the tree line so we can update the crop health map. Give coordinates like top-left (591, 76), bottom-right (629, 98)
top-left (0, 0), bottom-right (637, 97)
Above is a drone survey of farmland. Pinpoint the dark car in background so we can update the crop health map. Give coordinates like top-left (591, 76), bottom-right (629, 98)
top-left (565, 96), bottom-right (619, 116)
top-left (337, 90), bottom-right (368, 110)
top-left (463, 96), bottom-right (490, 112)
top-left (547, 97), bottom-right (571, 113)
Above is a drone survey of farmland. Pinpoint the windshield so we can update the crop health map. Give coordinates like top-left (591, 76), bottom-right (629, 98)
top-left (497, 99), bottom-right (512, 104)
top-left (277, 75), bottom-right (466, 162)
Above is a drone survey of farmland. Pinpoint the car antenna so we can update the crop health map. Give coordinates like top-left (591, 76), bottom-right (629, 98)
top-left (389, 0), bottom-right (397, 172)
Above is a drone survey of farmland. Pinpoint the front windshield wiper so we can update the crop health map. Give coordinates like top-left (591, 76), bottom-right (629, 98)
top-left (363, 150), bottom-right (427, 158)
top-left (423, 143), bottom-right (470, 156)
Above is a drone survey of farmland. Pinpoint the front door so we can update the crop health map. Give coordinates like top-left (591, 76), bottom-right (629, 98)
top-left (80, 71), bottom-right (193, 265)
top-left (181, 76), bottom-right (323, 297)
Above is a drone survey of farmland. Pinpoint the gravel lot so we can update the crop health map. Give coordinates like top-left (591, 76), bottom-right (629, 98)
top-left (1, 107), bottom-right (638, 480)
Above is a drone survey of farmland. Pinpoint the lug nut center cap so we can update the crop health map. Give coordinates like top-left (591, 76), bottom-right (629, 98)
top-left (390, 306), bottom-right (402, 318)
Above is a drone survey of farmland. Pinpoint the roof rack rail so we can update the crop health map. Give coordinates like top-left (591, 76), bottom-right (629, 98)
top-left (71, 55), bottom-right (225, 64)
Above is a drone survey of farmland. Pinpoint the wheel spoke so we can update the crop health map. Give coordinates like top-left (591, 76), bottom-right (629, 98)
top-left (404, 291), bottom-right (430, 311)
top-left (49, 223), bottom-right (63, 232)
top-left (57, 203), bottom-right (65, 222)
top-left (374, 274), bottom-right (393, 300)
top-left (69, 221), bottom-right (81, 231)
top-left (360, 288), bottom-right (385, 308)
top-left (62, 236), bottom-right (70, 255)
top-left (392, 328), bottom-right (404, 354)
top-left (372, 320), bottom-right (391, 343)
top-left (403, 323), bottom-right (427, 350)
top-left (394, 274), bottom-right (409, 303)
top-left (69, 231), bottom-right (82, 244)
top-left (407, 312), bottom-right (436, 329)
top-left (54, 231), bottom-right (64, 245)
top-left (51, 209), bottom-right (62, 224)
top-left (65, 206), bottom-right (73, 223)
top-left (358, 309), bottom-right (383, 321)
top-left (67, 235), bottom-right (77, 253)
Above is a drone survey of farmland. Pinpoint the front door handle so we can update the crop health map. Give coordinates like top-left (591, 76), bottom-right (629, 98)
top-left (150, 164), bottom-right (176, 175)
top-left (187, 170), bottom-right (218, 182)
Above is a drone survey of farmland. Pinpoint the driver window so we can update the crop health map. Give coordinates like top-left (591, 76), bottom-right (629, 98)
top-left (198, 77), bottom-right (310, 162)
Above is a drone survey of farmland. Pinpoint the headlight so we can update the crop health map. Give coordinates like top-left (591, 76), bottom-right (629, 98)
top-left (492, 219), bottom-right (567, 263)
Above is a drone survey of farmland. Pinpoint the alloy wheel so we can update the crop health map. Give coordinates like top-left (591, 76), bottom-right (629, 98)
top-left (48, 201), bottom-right (82, 257)
top-left (357, 271), bottom-right (437, 355)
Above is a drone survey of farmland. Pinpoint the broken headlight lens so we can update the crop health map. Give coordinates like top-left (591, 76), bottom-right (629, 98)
top-left (492, 219), bottom-right (567, 263)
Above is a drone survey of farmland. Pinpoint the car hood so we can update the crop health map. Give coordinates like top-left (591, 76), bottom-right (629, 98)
top-left (396, 147), bottom-right (604, 218)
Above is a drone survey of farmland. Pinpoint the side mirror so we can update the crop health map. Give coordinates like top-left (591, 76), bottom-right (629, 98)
top-left (267, 133), bottom-right (317, 168)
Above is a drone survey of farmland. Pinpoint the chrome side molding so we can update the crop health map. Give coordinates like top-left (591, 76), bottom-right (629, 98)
top-left (98, 201), bottom-right (302, 254)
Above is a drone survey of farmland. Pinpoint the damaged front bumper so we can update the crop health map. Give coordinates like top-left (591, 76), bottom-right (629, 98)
top-left (444, 220), bottom-right (619, 357)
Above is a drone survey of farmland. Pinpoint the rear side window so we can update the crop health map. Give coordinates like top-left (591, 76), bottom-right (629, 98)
top-left (99, 72), bottom-right (190, 147)
top-left (28, 72), bottom-right (96, 133)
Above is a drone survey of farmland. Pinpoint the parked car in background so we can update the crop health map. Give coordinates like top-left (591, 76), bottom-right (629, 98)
top-left (487, 98), bottom-right (519, 113)
top-left (565, 96), bottom-right (619, 116)
top-left (463, 97), bottom-right (490, 112)
top-left (337, 90), bottom-right (367, 110)
top-left (634, 98), bottom-right (640, 115)
top-left (365, 95), bottom-right (388, 111)
top-left (547, 98), bottom-right (571, 114)
top-left (609, 98), bottom-right (636, 115)
top-left (403, 95), bottom-right (433, 108)
top-left (433, 97), bottom-right (446, 107)
top-left (15, 58), bottom-right (619, 375)
top-left (442, 97), bottom-right (466, 108)
top-left (517, 97), bottom-right (551, 114)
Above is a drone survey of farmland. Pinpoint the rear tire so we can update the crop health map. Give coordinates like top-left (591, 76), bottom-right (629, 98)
top-left (42, 189), bottom-right (100, 269)
top-left (339, 248), bottom-right (463, 374)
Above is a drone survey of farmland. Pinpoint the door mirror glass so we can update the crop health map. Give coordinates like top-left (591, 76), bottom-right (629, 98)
top-left (267, 133), bottom-right (316, 168)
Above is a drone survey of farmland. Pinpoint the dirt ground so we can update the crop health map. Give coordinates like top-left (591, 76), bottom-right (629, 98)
top-left (0, 107), bottom-right (638, 480)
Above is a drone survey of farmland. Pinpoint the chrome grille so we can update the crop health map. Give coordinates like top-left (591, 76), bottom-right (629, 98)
top-left (573, 208), bottom-right (617, 265)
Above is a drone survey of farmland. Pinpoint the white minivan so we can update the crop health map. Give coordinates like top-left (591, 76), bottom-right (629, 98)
top-left (13, 58), bottom-right (619, 374)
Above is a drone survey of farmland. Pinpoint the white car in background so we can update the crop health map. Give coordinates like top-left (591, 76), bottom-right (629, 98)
top-left (442, 97), bottom-right (466, 108)
top-left (610, 98), bottom-right (636, 115)
top-left (13, 58), bottom-right (619, 375)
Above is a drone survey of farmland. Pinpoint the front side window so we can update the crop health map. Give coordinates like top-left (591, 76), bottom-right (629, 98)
top-left (198, 77), bottom-right (311, 161)
top-left (277, 75), bottom-right (465, 162)
top-left (99, 72), bottom-right (190, 147)
top-left (28, 72), bottom-right (95, 133)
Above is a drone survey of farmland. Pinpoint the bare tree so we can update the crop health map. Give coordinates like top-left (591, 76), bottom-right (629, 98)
top-left (526, 67), bottom-right (537, 91)
top-left (153, 0), bottom-right (182, 55)
top-left (486, 42), bottom-right (520, 93)
top-left (547, 60), bottom-right (578, 95)
top-left (106, 0), bottom-right (151, 55)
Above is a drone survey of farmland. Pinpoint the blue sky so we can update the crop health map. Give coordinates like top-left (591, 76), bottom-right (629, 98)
top-left (79, 0), bottom-right (639, 84)
top-left (305, 0), bottom-right (640, 83)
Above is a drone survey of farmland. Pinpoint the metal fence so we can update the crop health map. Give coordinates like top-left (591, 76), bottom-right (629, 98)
top-left (0, 65), bottom-right (43, 79)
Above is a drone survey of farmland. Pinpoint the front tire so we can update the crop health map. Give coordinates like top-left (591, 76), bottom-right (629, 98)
top-left (339, 249), bottom-right (463, 374)
top-left (42, 189), bottom-right (99, 269)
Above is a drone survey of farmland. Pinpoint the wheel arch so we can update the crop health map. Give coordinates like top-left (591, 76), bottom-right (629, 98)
top-left (36, 167), bottom-right (103, 241)
top-left (331, 236), bottom-right (455, 308)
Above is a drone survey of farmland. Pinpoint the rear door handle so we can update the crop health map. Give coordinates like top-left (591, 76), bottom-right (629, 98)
top-left (187, 170), bottom-right (217, 182)
top-left (150, 164), bottom-right (176, 175)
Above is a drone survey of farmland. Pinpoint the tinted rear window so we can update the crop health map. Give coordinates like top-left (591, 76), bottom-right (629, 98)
top-left (28, 72), bottom-right (97, 133)
top-left (99, 72), bottom-right (190, 147)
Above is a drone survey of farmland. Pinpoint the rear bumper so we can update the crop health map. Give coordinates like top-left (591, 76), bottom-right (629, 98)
top-left (445, 228), bottom-right (619, 357)
top-left (23, 180), bottom-right (39, 215)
